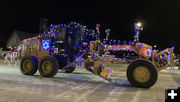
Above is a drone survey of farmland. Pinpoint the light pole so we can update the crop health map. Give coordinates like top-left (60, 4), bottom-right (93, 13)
top-left (134, 22), bottom-right (143, 42)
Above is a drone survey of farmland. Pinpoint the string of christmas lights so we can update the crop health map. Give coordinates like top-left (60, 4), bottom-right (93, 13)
top-left (134, 22), bottom-right (143, 43)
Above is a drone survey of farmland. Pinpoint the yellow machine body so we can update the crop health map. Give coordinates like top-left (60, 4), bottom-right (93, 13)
top-left (20, 37), bottom-right (49, 60)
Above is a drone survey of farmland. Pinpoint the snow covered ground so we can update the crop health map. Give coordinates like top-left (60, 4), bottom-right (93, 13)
top-left (0, 61), bottom-right (180, 102)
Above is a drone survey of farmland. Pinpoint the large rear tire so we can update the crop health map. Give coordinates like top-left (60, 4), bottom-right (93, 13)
top-left (39, 56), bottom-right (59, 77)
top-left (127, 59), bottom-right (158, 88)
top-left (20, 55), bottom-right (38, 75)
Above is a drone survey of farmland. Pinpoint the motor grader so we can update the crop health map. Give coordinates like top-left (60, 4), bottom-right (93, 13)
top-left (19, 22), bottom-right (173, 88)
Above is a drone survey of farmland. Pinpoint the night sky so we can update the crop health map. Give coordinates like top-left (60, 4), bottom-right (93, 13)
top-left (0, 0), bottom-right (180, 54)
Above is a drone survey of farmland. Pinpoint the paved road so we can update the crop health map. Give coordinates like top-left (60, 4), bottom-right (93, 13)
top-left (0, 63), bottom-right (180, 102)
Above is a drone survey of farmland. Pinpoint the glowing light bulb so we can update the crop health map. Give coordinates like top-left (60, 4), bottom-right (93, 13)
top-left (137, 22), bottom-right (141, 27)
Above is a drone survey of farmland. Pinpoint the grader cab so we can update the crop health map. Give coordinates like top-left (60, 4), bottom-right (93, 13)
top-left (19, 22), bottom-right (174, 88)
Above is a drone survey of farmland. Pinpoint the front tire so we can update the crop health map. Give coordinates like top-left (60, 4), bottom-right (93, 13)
top-left (20, 55), bottom-right (38, 75)
top-left (127, 59), bottom-right (158, 88)
top-left (39, 56), bottom-right (59, 77)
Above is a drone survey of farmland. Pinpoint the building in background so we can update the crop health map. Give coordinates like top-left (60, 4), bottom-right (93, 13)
top-left (6, 30), bottom-right (37, 49)
top-left (6, 17), bottom-right (48, 50)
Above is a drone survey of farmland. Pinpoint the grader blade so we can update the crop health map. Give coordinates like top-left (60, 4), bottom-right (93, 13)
top-left (84, 58), bottom-right (112, 81)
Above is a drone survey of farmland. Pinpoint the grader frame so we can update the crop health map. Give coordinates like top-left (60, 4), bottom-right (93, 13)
top-left (19, 22), bottom-right (174, 88)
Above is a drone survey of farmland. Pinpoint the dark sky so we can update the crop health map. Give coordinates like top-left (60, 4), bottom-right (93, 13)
top-left (0, 0), bottom-right (180, 54)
